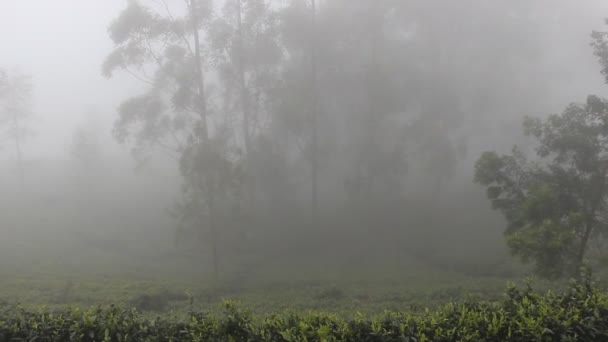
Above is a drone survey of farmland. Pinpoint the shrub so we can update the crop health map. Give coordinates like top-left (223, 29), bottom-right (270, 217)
top-left (1, 276), bottom-right (608, 341)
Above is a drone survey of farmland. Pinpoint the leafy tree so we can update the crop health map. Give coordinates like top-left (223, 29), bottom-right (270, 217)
top-left (0, 70), bottom-right (33, 184)
top-left (103, 0), bottom-right (214, 159)
top-left (475, 95), bottom-right (608, 278)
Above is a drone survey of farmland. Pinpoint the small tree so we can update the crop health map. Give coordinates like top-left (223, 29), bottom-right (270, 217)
top-left (475, 95), bottom-right (608, 278)
top-left (0, 70), bottom-right (33, 184)
top-left (69, 124), bottom-right (101, 170)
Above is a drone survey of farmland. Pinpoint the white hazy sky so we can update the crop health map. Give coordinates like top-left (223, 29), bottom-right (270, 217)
top-left (0, 0), bottom-right (138, 160)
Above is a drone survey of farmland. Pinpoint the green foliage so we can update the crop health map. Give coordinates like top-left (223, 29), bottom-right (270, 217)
top-left (592, 20), bottom-right (608, 84)
top-left (475, 95), bottom-right (608, 278)
top-left (2, 279), bottom-right (608, 341)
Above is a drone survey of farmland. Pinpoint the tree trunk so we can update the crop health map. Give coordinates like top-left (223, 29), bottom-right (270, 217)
top-left (190, 0), bottom-right (218, 281)
top-left (310, 0), bottom-right (319, 217)
top-left (189, 0), bottom-right (209, 141)
top-left (13, 115), bottom-right (24, 187)
top-left (208, 182), bottom-right (219, 283)
top-left (236, 0), bottom-right (255, 211)
top-left (575, 163), bottom-right (608, 276)
top-left (576, 222), bottom-right (594, 276)
top-left (365, 3), bottom-right (379, 205)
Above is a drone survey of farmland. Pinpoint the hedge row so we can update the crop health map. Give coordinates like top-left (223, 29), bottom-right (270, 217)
top-left (1, 278), bottom-right (608, 341)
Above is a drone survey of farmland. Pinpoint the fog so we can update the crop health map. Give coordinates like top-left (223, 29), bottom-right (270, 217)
top-left (2, 0), bottom-right (608, 293)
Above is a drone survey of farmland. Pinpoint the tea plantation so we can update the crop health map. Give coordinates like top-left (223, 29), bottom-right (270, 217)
top-left (1, 276), bottom-right (608, 341)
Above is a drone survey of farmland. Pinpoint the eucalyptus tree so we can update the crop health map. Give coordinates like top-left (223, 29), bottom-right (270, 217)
top-left (103, 0), bottom-right (213, 157)
top-left (208, 0), bottom-right (281, 210)
top-left (308, 0), bottom-right (319, 216)
top-left (103, 0), bottom-right (239, 279)
top-left (289, 0), bottom-right (407, 207)
top-left (273, 0), bottom-right (326, 215)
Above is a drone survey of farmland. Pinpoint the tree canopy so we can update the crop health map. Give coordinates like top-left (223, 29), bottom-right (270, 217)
top-left (475, 95), bottom-right (608, 278)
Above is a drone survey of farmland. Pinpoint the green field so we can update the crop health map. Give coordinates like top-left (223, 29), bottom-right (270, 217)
top-left (1, 269), bottom-right (607, 341)
top-left (0, 253), bottom-right (553, 316)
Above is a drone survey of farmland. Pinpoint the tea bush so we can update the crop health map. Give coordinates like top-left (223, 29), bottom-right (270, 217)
top-left (1, 276), bottom-right (608, 341)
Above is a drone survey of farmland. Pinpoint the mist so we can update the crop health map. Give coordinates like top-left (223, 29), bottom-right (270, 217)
top-left (2, 0), bottom-right (608, 312)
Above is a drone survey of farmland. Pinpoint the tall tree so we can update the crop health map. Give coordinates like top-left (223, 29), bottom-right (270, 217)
top-left (318, 0), bottom-right (407, 204)
top-left (208, 0), bottom-right (281, 211)
top-left (271, 0), bottom-right (327, 215)
top-left (103, 0), bottom-right (214, 158)
top-left (104, 0), bottom-right (236, 280)
top-left (309, 0), bottom-right (319, 216)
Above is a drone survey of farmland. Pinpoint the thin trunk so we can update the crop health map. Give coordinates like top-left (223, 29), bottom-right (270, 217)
top-left (189, 0), bottom-right (209, 141)
top-left (575, 163), bottom-right (608, 275)
top-left (236, 0), bottom-right (254, 211)
top-left (13, 115), bottom-right (24, 187)
top-left (365, 7), bottom-right (378, 204)
top-left (577, 222), bottom-right (594, 275)
top-left (310, 0), bottom-right (319, 217)
top-left (189, 0), bottom-right (217, 280)
top-left (209, 181), bottom-right (219, 283)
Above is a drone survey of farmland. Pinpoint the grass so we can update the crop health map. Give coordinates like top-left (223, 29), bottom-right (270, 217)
top-left (0, 225), bottom-right (577, 317)
top-left (0, 254), bottom-right (549, 317)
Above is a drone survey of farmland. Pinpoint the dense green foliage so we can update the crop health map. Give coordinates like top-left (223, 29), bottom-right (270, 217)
top-left (2, 277), bottom-right (608, 341)
top-left (475, 94), bottom-right (608, 279)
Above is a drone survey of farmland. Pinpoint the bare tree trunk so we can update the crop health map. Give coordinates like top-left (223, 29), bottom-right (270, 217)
top-left (189, 0), bottom-right (218, 281)
top-left (365, 5), bottom-right (378, 205)
top-left (208, 180), bottom-right (219, 283)
top-left (310, 0), bottom-right (319, 217)
top-left (577, 222), bottom-right (594, 275)
top-left (236, 0), bottom-right (255, 211)
top-left (189, 0), bottom-right (209, 141)
top-left (12, 108), bottom-right (24, 187)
